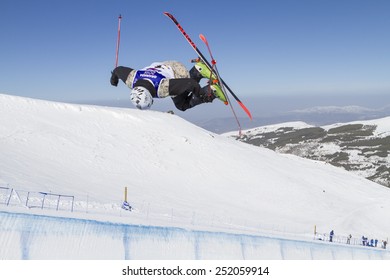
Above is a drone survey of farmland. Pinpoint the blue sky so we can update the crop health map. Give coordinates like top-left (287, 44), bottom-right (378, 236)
top-left (1, 0), bottom-right (389, 106)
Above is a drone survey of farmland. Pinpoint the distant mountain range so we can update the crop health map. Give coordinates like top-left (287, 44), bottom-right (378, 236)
top-left (227, 117), bottom-right (390, 188)
top-left (199, 104), bottom-right (390, 133)
top-left (291, 105), bottom-right (382, 114)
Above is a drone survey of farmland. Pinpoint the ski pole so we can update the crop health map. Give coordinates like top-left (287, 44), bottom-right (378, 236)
top-left (115, 14), bottom-right (122, 68)
top-left (164, 12), bottom-right (252, 121)
top-left (200, 34), bottom-right (242, 135)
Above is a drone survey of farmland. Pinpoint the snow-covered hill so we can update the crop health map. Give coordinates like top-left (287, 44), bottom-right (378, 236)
top-left (231, 118), bottom-right (390, 188)
top-left (1, 93), bottom-right (390, 244)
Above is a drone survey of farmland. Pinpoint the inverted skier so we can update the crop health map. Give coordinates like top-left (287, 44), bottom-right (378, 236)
top-left (110, 60), bottom-right (226, 110)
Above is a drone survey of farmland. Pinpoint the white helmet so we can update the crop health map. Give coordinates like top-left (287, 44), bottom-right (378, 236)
top-left (130, 86), bottom-right (153, 110)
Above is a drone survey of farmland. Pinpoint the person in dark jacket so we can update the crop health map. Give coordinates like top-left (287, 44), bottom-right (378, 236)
top-left (329, 230), bottom-right (334, 242)
top-left (347, 234), bottom-right (352, 244)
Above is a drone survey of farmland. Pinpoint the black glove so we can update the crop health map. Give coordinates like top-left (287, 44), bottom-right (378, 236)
top-left (110, 71), bottom-right (119, 86)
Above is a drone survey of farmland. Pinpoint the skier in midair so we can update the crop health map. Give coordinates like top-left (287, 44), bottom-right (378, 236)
top-left (110, 60), bottom-right (226, 110)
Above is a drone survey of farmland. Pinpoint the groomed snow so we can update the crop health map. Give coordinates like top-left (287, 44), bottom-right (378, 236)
top-left (1, 93), bottom-right (389, 259)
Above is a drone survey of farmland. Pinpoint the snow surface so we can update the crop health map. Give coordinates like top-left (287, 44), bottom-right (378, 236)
top-left (2, 211), bottom-right (389, 260)
top-left (323, 116), bottom-right (390, 137)
top-left (1, 93), bottom-right (390, 259)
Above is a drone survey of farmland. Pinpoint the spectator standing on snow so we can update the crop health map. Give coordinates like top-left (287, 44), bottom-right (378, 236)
top-left (347, 234), bottom-right (352, 244)
top-left (329, 230), bottom-right (334, 242)
top-left (362, 236), bottom-right (366, 246)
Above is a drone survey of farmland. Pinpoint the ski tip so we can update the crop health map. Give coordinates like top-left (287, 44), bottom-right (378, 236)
top-left (238, 101), bottom-right (253, 120)
top-left (224, 101), bottom-right (228, 105)
top-left (199, 34), bottom-right (207, 43)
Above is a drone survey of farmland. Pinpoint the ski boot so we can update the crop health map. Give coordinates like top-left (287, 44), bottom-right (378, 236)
top-left (194, 61), bottom-right (218, 81)
top-left (209, 83), bottom-right (227, 104)
top-left (193, 61), bottom-right (227, 104)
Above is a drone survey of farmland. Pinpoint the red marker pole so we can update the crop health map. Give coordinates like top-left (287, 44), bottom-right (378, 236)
top-left (115, 14), bottom-right (122, 68)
